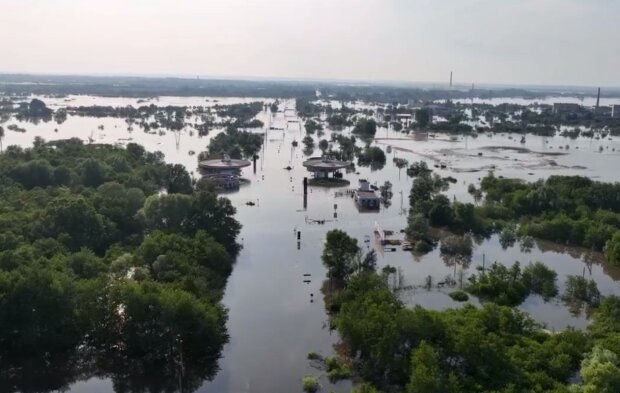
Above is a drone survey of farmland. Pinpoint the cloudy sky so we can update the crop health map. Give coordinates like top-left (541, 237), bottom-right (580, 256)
top-left (1, 0), bottom-right (618, 86)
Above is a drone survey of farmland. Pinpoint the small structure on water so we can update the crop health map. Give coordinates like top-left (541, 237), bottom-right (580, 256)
top-left (302, 156), bottom-right (351, 186)
top-left (198, 154), bottom-right (251, 190)
top-left (354, 179), bottom-right (380, 210)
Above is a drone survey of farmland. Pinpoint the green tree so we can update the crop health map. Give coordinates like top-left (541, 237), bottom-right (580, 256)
top-left (322, 230), bottom-right (359, 284)
top-left (407, 341), bottom-right (442, 393)
top-left (352, 118), bottom-right (377, 139)
top-left (81, 158), bottom-right (107, 187)
top-left (416, 108), bottom-right (431, 128)
top-left (604, 232), bottom-right (620, 266)
top-left (166, 163), bottom-right (193, 194)
top-left (573, 346), bottom-right (620, 393)
top-left (42, 195), bottom-right (107, 251)
top-left (439, 235), bottom-right (473, 273)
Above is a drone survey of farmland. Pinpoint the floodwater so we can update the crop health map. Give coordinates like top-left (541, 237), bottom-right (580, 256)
top-left (441, 96), bottom-right (620, 107)
top-left (1, 96), bottom-right (620, 393)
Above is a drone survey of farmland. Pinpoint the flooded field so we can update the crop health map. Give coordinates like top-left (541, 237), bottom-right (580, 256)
top-left (2, 95), bottom-right (620, 393)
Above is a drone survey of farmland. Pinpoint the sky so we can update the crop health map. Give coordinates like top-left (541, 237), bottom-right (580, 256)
top-left (1, 0), bottom-right (619, 87)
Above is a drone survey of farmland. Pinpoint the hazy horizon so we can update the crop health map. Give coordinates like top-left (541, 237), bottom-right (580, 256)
top-left (2, 0), bottom-right (619, 87)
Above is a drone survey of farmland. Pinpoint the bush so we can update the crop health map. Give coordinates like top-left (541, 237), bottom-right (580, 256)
top-left (302, 375), bottom-right (320, 392)
top-left (449, 290), bottom-right (469, 302)
top-left (307, 351), bottom-right (321, 360)
top-left (325, 356), bottom-right (352, 381)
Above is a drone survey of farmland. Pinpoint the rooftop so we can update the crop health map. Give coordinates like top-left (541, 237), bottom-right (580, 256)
top-left (303, 156), bottom-right (351, 171)
top-left (199, 155), bottom-right (251, 169)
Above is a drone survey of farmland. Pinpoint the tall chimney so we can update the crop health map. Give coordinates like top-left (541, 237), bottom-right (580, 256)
top-left (596, 87), bottom-right (601, 108)
top-left (449, 71), bottom-right (453, 88)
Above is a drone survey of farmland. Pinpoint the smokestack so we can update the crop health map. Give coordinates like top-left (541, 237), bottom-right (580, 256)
top-left (596, 87), bottom-right (601, 108)
top-left (449, 71), bottom-right (453, 88)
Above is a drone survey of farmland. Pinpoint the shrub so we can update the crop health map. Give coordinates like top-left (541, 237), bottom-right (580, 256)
top-left (307, 351), bottom-right (321, 360)
top-left (449, 290), bottom-right (469, 302)
top-left (302, 375), bottom-right (320, 392)
top-left (325, 356), bottom-right (352, 381)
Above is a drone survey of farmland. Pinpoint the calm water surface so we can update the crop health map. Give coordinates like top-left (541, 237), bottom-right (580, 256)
top-left (2, 95), bottom-right (620, 393)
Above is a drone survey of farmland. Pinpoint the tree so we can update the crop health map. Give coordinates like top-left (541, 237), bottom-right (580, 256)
top-left (322, 230), bottom-right (359, 284)
top-left (440, 235), bottom-right (473, 274)
top-left (353, 250), bottom-right (377, 274)
top-left (142, 193), bottom-right (193, 233)
top-left (9, 159), bottom-right (54, 189)
top-left (318, 139), bottom-right (329, 154)
top-left (42, 195), bottom-right (107, 251)
top-left (416, 108), bottom-right (431, 128)
top-left (573, 346), bottom-right (620, 393)
top-left (303, 135), bottom-right (314, 149)
top-left (352, 118), bottom-right (377, 139)
top-left (408, 341), bottom-right (442, 393)
top-left (357, 146), bottom-right (386, 170)
top-left (166, 163), bottom-right (193, 194)
top-left (81, 158), bottom-right (107, 187)
top-left (604, 232), bottom-right (620, 266)
top-left (0, 125), bottom-right (4, 152)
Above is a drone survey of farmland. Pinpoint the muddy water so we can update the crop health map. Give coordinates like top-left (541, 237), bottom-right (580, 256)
top-left (1, 96), bottom-right (620, 393)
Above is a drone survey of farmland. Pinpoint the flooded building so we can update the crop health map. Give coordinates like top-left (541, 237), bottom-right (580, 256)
top-left (198, 155), bottom-right (251, 190)
top-left (593, 106), bottom-right (612, 117)
top-left (354, 179), bottom-right (380, 210)
top-left (553, 103), bottom-right (582, 116)
top-left (302, 156), bottom-right (351, 180)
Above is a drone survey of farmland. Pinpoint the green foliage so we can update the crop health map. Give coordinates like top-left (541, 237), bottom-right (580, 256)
top-left (449, 290), bottom-right (469, 302)
top-left (322, 229), bottom-right (359, 284)
top-left (352, 118), bottom-right (377, 139)
top-left (604, 232), bottom-right (620, 266)
top-left (357, 146), bottom-right (386, 169)
top-left (208, 128), bottom-right (263, 158)
top-left (307, 351), bottom-right (321, 360)
top-left (415, 108), bottom-right (431, 128)
top-left (302, 375), bottom-right (320, 392)
top-left (572, 346), bottom-right (620, 393)
top-left (563, 275), bottom-right (601, 306)
top-left (439, 235), bottom-right (473, 272)
top-left (332, 268), bottom-right (589, 393)
top-left (478, 174), bottom-right (620, 264)
top-left (407, 341), bottom-right (441, 393)
top-left (325, 356), bottom-right (352, 381)
top-left (351, 383), bottom-right (379, 393)
top-left (467, 261), bottom-right (558, 306)
top-left (0, 138), bottom-right (240, 391)
top-left (522, 261), bottom-right (559, 299)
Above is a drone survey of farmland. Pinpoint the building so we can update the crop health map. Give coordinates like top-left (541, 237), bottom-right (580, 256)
top-left (354, 179), bottom-right (380, 210)
top-left (395, 113), bottom-right (413, 127)
top-left (553, 103), bottom-right (582, 116)
top-left (613, 105), bottom-right (620, 118)
top-left (593, 106), bottom-right (612, 117)
top-left (302, 156), bottom-right (351, 180)
top-left (198, 155), bottom-right (251, 190)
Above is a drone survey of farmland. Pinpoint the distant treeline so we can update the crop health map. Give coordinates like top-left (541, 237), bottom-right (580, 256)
top-left (2, 74), bottom-right (613, 103)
